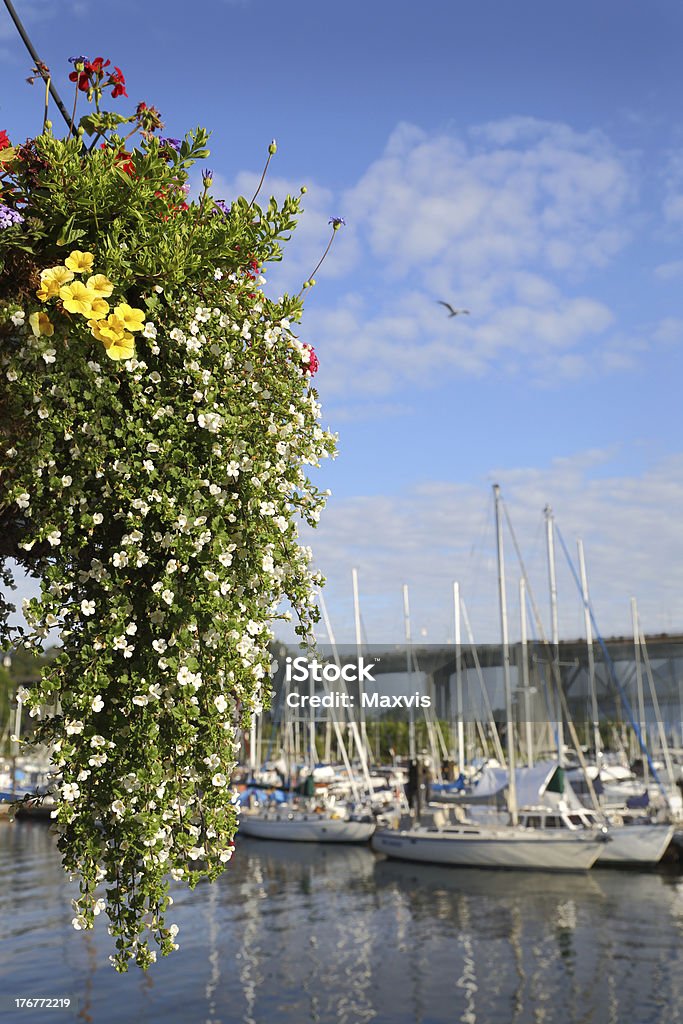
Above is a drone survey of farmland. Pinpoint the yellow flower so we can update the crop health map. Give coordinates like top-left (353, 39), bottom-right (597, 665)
top-left (64, 250), bottom-right (95, 274)
top-left (89, 314), bottom-right (135, 360)
top-left (40, 265), bottom-right (74, 288)
top-left (86, 274), bottom-right (114, 298)
top-left (102, 332), bottom-right (135, 361)
top-left (88, 318), bottom-right (111, 343)
top-left (60, 281), bottom-right (97, 316)
top-left (36, 280), bottom-right (60, 302)
top-left (28, 311), bottom-right (54, 337)
top-left (89, 297), bottom-right (110, 317)
top-left (113, 303), bottom-right (146, 333)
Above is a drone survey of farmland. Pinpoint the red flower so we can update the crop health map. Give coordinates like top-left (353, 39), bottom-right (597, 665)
top-left (69, 69), bottom-right (90, 91)
top-left (110, 67), bottom-right (127, 99)
top-left (0, 130), bottom-right (10, 151)
top-left (89, 57), bottom-right (110, 74)
top-left (303, 344), bottom-right (319, 375)
top-left (100, 143), bottom-right (135, 176)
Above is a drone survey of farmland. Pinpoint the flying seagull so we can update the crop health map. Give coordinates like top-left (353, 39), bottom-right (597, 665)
top-left (437, 301), bottom-right (470, 318)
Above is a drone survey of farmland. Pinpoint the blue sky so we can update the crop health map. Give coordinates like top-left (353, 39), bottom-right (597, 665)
top-left (2, 0), bottom-right (683, 644)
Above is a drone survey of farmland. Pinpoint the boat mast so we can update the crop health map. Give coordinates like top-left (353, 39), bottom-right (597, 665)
top-left (352, 567), bottom-right (370, 758)
top-left (578, 539), bottom-right (602, 772)
top-left (403, 584), bottom-right (417, 763)
top-left (630, 597), bottom-right (650, 789)
top-left (453, 581), bottom-right (465, 777)
top-left (493, 484), bottom-right (517, 825)
top-left (519, 577), bottom-right (534, 769)
top-left (544, 505), bottom-right (565, 765)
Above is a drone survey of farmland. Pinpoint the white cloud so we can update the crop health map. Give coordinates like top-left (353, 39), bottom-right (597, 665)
top-left (207, 169), bottom-right (359, 296)
top-left (297, 451), bottom-right (683, 646)
top-left (345, 118), bottom-right (633, 282)
top-left (654, 260), bottom-right (683, 281)
top-left (298, 117), bottom-right (649, 398)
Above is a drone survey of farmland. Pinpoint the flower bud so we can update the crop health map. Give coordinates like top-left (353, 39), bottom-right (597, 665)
top-left (44, 120), bottom-right (52, 130)
top-left (268, 139), bottom-right (277, 155)
top-left (300, 186), bottom-right (307, 194)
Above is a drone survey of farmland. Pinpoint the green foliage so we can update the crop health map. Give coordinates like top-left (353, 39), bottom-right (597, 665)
top-left (0, 69), bottom-right (336, 970)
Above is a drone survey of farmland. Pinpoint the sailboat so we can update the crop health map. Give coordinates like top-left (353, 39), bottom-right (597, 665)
top-left (371, 485), bottom-right (608, 872)
top-left (238, 584), bottom-right (377, 845)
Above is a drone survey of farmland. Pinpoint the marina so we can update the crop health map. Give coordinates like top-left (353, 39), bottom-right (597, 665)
top-left (1, 821), bottom-right (682, 1024)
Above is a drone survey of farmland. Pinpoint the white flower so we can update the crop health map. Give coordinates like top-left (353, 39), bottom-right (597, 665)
top-left (161, 589), bottom-right (174, 606)
top-left (111, 799), bottom-right (125, 817)
top-left (10, 310), bottom-right (25, 326)
top-left (211, 773), bottom-right (227, 788)
top-left (91, 695), bottom-right (104, 712)
top-left (197, 412), bottom-right (223, 432)
top-left (92, 512), bottom-right (104, 525)
top-left (203, 570), bottom-right (219, 582)
top-left (132, 694), bottom-right (149, 706)
top-left (61, 475), bottom-right (72, 487)
top-left (188, 845), bottom-right (205, 860)
top-left (88, 751), bottom-right (107, 767)
top-left (65, 720), bottom-right (84, 735)
top-left (90, 735), bottom-right (106, 748)
top-left (112, 551), bottom-right (129, 568)
top-left (81, 599), bottom-right (95, 616)
top-left (47, 529), bottom-right (61, 546)
top-left (152, 638), bottom-right (168, 654)
top-left (142, 321), bottom-right (157, 339)
top-left (72, 916), bottom-right (88, 931)
top-left (226, 461), bottom-right (240, 478)
top-left (214, 694), bottom-right (228, 714)
top-left (62, 782), bottom-right (80, 802)
top-left (15, 492), bottom-right (30, 509)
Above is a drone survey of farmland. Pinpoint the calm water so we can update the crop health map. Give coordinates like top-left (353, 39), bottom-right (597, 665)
top-left (1, 822), bottom-right (683, 1024)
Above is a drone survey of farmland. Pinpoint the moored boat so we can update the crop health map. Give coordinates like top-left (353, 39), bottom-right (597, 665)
top-left (239, 807), bottom-right (375, 843)
top-left (371, 820), bottom-right (605, 871)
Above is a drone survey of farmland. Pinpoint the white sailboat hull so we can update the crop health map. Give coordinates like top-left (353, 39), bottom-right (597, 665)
top-left (239, 811), bottom-right (375, 844)
top-left (372, 825), bottom-right (604, 871)
top-left (597, 823), bottom-right (674, 865)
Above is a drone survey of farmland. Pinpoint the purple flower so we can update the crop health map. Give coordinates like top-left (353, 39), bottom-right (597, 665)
top-left (68, 55), bottom-right (89, 65)
top-left (158, 137), bottom-right (181, 152)
top-left (202, 169), bottom-right (214, 186)
top-left (212, 199), bottom-right (231, 217)
top-left (328, 216), bottom-right (346, 229)
top-left (0, 205), bottom-right (24, 229)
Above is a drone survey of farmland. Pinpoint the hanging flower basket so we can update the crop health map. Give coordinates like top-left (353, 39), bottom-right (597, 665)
top-left (0, 55), bottom-right (337, 970)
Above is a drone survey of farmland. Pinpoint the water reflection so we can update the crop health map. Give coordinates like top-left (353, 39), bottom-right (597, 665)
top-left (0, 822), bottom-right (682, 1024)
